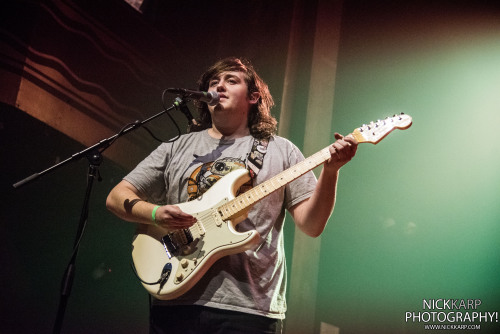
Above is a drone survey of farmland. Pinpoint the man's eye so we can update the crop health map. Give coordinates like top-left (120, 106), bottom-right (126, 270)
top-left (209, 80), bottom-right (218, 86)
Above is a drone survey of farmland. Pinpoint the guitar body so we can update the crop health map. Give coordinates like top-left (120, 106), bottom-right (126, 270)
top-left (132, 168), bottom-right (260, 300)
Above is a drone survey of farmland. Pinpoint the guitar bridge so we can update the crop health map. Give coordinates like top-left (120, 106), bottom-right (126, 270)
top-left (161, 229), bottom-right (194, 256)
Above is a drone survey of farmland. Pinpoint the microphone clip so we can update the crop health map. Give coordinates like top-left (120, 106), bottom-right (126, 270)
top-left (173, 97), bottom-right (198, 126)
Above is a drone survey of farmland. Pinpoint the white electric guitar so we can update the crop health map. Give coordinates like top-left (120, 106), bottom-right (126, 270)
top-left (131, 114), bottom-right (412, 300)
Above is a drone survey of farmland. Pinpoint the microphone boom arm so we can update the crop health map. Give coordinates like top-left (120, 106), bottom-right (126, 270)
top-left (13, 103), bottom-right (177, 188)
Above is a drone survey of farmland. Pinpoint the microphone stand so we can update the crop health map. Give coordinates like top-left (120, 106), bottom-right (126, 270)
top-left (13, 99), bottom-right (182, 334)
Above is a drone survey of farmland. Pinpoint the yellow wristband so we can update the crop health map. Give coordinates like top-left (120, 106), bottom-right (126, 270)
top-left (151, 205), bottom-right (161, 225)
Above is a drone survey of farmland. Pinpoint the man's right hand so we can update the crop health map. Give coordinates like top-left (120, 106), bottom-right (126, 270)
top-left (153, 205), bottom-right (197, 230)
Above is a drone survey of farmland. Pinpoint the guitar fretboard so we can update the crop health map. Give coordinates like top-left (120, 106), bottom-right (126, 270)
top-left (218, 146), bottom-right (332, 220)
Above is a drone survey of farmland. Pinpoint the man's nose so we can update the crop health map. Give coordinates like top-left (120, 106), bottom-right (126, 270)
top-left (216, 81), bottom-right (226, 91)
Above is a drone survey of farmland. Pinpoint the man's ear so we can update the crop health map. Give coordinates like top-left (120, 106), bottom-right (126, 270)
top-left (249, 92), bottom-right (260, 104)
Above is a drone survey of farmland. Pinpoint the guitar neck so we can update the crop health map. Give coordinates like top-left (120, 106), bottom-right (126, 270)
top-left (218, 144), bottom-right (333, 221)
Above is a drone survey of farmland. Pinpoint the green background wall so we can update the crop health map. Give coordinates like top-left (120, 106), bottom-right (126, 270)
top-left (313, 2), bottom-right (500, 333)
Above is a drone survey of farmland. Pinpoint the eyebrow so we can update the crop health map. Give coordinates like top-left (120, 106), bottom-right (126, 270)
top-left (210, 72), bottom-right (242, 82)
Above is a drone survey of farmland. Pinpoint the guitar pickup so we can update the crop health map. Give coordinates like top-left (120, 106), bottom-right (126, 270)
top-left (178, 228), bottom-right (194, 245)
top-left (195, 221), bottom-right (206, 236)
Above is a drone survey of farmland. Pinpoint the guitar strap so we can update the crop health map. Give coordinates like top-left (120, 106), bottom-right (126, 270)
top-left (246, 137), bottom-right (269, 179)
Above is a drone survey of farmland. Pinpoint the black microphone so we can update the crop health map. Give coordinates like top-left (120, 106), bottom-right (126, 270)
top-left (166, 88), bottom-right (220, 106)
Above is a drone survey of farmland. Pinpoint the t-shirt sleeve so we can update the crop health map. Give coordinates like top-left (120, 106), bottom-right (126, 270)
top-left (283, 143), bottom-right (317, 210)
top-left (123, 143), bottom-right (170, 204)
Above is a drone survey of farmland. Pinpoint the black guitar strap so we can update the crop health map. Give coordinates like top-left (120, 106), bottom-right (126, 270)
top-left (247, 138), bottom-right (269, 179)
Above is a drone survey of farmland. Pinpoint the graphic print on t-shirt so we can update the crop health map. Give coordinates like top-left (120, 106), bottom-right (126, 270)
top-left (187, 156), bottom-right (252, 201)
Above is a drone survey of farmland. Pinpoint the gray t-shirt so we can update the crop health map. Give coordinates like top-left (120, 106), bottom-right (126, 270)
top-left (125, 129), bottom-right (316, 319)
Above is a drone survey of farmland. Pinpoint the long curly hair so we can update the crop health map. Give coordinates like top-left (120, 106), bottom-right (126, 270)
top-left (189, 57), bottom-right (277, 139)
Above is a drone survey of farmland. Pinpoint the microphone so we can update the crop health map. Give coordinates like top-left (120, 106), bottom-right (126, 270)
top-left (166, 88), bottom-right (220, 106)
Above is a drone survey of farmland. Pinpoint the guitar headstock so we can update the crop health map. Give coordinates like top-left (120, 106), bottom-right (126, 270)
top-left (351, 113), bottom-right (412, 144)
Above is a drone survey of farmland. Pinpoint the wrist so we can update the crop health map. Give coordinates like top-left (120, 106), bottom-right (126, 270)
top-left (151, 205), bottom-right (161, 226)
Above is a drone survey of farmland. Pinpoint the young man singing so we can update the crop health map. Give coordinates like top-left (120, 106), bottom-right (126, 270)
top-left (106, 57), bottom-right (357, 334)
